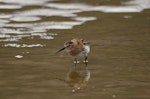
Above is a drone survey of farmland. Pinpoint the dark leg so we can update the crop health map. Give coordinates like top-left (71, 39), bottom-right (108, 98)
top-left (84, 56), bottom-right (88, 68)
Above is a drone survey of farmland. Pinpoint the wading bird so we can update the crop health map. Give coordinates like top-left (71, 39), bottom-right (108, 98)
top-left (55, 38), bottom-right (90, 67)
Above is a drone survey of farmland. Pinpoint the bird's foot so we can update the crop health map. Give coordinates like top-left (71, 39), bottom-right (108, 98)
top-left (74, 61), bottom-right (80, 64)
top-left (84, 59), bottom-right (88, 68)
top-left (83, 60), bottom-right (88, 63)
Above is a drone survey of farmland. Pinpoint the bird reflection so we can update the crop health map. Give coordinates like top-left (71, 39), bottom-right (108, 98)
top-left (65, 68), bottom-right (90, 92)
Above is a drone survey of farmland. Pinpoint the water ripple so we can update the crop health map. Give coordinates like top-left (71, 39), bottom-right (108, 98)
top-left (72, 17), bottom-right (97, 22)
top-left (0, 0), bottom-right (150, 48)
top-left (10, 16), bottom-right (41, 22)
top-left (0, 0), bottom-right (50, 6)
top-left (0, 4), bottom-right (22, 9)
top-left (46, 0), bottom-right (150, 13)
top-left (3, 43), bottom-right (45, 48)
top-left (46, 3), bottom-right (91, 10)
top-left (0, 14), bottom-right (12, 19)
top-left (15, 9), bottom-right (79, 17)
top-left (4, 21), bottom-right (84, 29)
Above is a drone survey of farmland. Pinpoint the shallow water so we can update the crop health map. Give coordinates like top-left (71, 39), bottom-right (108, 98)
top-left (0, 0), bottom-right (150, 99)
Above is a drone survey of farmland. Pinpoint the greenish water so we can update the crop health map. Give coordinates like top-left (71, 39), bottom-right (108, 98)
top-left (0, 0), bottom-right (150, 99)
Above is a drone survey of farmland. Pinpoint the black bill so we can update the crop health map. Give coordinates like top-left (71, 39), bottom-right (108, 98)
top-left (55, 46), bottom-right (66, 54)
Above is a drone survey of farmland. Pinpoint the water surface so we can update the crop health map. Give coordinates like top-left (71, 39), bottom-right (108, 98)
top-left (0, 0), bottom-right (150, 99)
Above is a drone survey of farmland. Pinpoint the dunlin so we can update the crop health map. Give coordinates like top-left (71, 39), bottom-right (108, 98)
top-left (55, 38), bottom-right (90, 66)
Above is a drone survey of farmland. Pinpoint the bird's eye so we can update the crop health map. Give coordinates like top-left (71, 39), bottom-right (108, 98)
top-left (69, 41), bottom-right (73, 44)
top-left (80, 39), bottom-right (84, 42)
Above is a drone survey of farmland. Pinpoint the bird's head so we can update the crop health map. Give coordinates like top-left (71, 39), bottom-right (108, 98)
top-left (55, 41), bottom-right (73, 54)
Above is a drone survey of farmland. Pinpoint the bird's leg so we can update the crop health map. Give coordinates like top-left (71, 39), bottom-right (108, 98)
top-left (74, 57), bottom-right (80, 68)
top-left (84, 56), bottom-right (88, 68)
top-left (74, 57), bottom-right (77, 68)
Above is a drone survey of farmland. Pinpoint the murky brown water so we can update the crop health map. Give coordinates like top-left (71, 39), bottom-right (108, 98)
top-left (0, 0), bottom-right (150, 99)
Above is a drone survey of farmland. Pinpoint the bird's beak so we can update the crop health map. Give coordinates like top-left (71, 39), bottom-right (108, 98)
top-left (55, 45), bottom-right (70, 54)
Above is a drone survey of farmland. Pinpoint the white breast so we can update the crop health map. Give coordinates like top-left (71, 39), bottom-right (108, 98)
top-left (85, 45), bottom-right (90, 54)
top-left (77, 45), bottom-right (90, 57)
